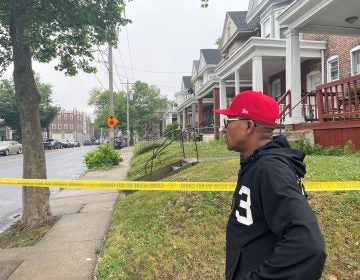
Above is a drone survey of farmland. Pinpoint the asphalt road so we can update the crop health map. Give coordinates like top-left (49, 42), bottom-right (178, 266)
top-left (0, 145), bottom-right (95, 233)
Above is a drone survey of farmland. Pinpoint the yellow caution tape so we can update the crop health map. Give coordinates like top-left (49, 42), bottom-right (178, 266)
top-left (0, 178), bottom-right (360, 192)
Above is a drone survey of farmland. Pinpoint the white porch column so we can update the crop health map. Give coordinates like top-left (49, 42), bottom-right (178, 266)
top-left (219, 80), bottom-right (227, 130)
top-left (252, 56), bottom-right (263, 92)
top-left (176, 112), bottom-right (180, 125)
top-left (235, 68), bottom-right (240, 94)
top-left (182, 110), bottom-right (186, 129)
top-left (285, 28), bottom-right (304, 124)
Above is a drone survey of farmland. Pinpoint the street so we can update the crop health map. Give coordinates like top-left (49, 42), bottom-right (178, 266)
top-left (0, 145), bottom-right (95, 233)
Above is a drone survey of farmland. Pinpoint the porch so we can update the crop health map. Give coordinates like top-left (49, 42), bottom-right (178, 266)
top-left (279, 74), bottom-right (360, 149)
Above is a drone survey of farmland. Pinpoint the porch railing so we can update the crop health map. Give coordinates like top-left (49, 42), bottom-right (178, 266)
top-left (278, 90), bottom-right (319, 124)
top-left (278, 89), bottom-right (292, 123)
top-left (316, 74), bottom-right (360, 122)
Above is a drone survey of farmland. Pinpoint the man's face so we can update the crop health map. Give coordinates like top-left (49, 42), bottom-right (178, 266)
top-left (222, 118), bottom-right (250, 153)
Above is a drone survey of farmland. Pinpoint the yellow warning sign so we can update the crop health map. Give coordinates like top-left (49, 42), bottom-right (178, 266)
top-left (107, 116), bottom-right (119, 128)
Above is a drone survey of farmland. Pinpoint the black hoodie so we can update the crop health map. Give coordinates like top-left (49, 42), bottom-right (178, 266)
top-left (226, 136), bottom-right (326, 280)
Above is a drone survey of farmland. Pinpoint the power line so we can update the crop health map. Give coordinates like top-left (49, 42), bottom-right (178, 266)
top-left (123, 8), bottom-right (135, 82)
top-left (113, 64), bottom-right (189, 74)
top-left (116, 40), bottom-right (129, 80)
top-left (97, 47), bottom-right (108, 70)
top-left (93, 74), bottom-right (106, 90)
top-left (124, 25), bottom-right (136, 81)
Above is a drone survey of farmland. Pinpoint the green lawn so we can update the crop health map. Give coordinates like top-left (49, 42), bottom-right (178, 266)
top-left (97, 139), bottom-right (360, 280)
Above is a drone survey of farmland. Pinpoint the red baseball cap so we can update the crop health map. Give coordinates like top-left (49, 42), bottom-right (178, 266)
top-left (213, 90), bottom-right (279, 127)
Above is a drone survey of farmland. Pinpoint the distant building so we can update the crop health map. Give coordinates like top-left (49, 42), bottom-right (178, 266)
top-left (44, 109), bottom-right (93, 143)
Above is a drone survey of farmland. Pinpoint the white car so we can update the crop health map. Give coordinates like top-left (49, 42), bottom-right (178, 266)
top-left (0, 140), bottom-right (23, 156)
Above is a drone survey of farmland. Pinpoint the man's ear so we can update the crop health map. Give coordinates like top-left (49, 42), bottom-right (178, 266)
top-left (247, 120), bottom-right (256, 133)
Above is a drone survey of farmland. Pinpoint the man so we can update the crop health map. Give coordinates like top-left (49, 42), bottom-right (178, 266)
top-left (214, 90), bottom-right (326, 280)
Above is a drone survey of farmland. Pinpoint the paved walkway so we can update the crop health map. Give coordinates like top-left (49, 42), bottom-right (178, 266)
top-left (0, 146), bottom-right (133, 280)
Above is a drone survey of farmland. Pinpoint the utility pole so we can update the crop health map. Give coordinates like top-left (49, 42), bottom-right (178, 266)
top-left (121, 80), bottom-right (134, 146)
top-left (108, 44), bottom-right (115, 148)
top-left (126, 79), bottom-right (130, 145)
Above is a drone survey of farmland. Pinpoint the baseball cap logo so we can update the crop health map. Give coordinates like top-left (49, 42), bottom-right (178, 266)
top-left (242, 108), bottom-right (249, 114)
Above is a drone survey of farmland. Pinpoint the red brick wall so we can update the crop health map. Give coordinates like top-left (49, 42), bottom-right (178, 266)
top-left (303, 33), bottom-right (360, 80)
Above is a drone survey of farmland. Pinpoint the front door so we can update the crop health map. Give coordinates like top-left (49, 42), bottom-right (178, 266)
top-left (305, 71), bottom-right (321, 120)
top-left (307, 70), bottom-right (321, 92)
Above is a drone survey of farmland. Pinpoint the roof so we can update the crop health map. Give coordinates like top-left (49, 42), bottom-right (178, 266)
top-left (201, 49), bottom-right (222, 65)
top-left (228, 11), bottom-right (256, 30)
top-left (182, 76), bottom-right (193, 90)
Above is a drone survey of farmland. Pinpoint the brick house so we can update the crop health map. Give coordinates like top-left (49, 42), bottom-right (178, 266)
top-left (45, 109), bottom-right (93, 144)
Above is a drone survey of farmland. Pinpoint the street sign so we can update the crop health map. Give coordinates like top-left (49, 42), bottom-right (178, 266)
top-left (107, 116), bottom-right (118, 128)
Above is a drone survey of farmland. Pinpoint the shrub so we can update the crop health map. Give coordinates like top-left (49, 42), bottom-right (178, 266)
top-left (292, 139), bottom-right (322, 155)
top-left (85, 144), bottom-right (122, 170)
top-left (343, 140), bottom-right (355, 156)
top-left (292, 139), bottom-right (358, 156)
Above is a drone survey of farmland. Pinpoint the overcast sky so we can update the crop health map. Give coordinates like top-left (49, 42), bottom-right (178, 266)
top-left (2, 0), bottom-right (250, 119)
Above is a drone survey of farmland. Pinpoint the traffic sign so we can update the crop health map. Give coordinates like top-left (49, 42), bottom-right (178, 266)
top-left (107, 116), bottom-right (118, 128)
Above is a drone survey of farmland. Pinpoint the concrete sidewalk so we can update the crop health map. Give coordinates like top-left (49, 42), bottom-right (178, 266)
top-left (0, 146), bottom-right (133, 280)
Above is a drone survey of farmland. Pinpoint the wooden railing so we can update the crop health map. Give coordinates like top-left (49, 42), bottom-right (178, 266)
top-left (316, 74), bottom-right (360, 123)
top-left (278, 89), bottom-right (318, 123)
top-left (301, 91), bottom-right (318, 122)
top-left (278, 89), bottom-right (291, 123)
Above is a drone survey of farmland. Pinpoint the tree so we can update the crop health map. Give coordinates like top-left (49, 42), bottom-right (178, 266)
top-left (88, 81), bottom-right (169, 140)
top-left (215, 37), bottom-right (223, 49)
top-left (37, 80), bottom-right (60, 139)
top-left (0, 77), bottom-right (59, 140)
top-left (131, 81), bottom-right (169, 139)
top-left (0, 79), bottom-right (19, 138)
top-left (0, 1), bottom-right (130, 228)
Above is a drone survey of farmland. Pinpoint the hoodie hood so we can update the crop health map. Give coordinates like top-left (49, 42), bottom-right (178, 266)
top-left (242, 135), bottom-right (306, 178)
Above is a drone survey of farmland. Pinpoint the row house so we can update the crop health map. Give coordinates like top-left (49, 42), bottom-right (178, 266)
top-left (175, 75), bottom-right (196, 130)
top-left (173, 0), bottom-right (360, 149)
top-left (45, 109), bottom-right (93, 144)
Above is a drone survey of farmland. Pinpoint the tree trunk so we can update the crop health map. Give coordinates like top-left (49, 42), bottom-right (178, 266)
top-left (10, 1), bottom-right (52, 229)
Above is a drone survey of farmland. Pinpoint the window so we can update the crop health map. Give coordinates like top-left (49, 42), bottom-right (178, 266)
top-left (70, 114), bottom-right (73, 120)
top-left (52, 124), bottom-right (56, 129)
top-left (274, 9), bottom-right (286, 39)
top-left (262, 17), bottom-right (271, 38)
top-left (63, 114), bottom-right (67, 120)
top-left (279, 26), bottom-right (287, 39)
top-left (327, 56), bottom-right (339, 82)
top-left (351, 46), bottom-right (360, 75)
top-left (64, 124), bottom-right (68, 130)
top-left (70, 124), bottom-right (73, 129)
top-left (272, 79), bottom-right (282, 99)
top-left (58, 115), bottom-right (61, 120)
top-left (58, 124), bottom-right (62, 129)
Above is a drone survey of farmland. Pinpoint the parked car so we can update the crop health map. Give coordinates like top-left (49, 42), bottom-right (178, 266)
top-left (83, 139), bottom-right (91, 146)
top-left (73, 140), bottom-right (81, 147)
top-left (59, 139), bottom-right (72, 148)
top-left (95, 139), bottom-right (101, 145)
top-left (43, 139), bottom-right (62, 150)
top-left (114, 136), bottom-right (123, 149)
top-left (0, 140), bottom-right (22, 156)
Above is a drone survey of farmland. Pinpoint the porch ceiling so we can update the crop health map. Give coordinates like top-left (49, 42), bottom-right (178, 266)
top-left (226, 56), bottom-right (310, 82)
top-left (279, 0), bottom-right (360, 35)
top-left (215, 37), bottom-right (325, 82)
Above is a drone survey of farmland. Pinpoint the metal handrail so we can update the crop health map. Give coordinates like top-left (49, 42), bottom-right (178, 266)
top-left (278, 90), bottom-right (317, 133)
top-left (144, 126), bottom-right (200, 179)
